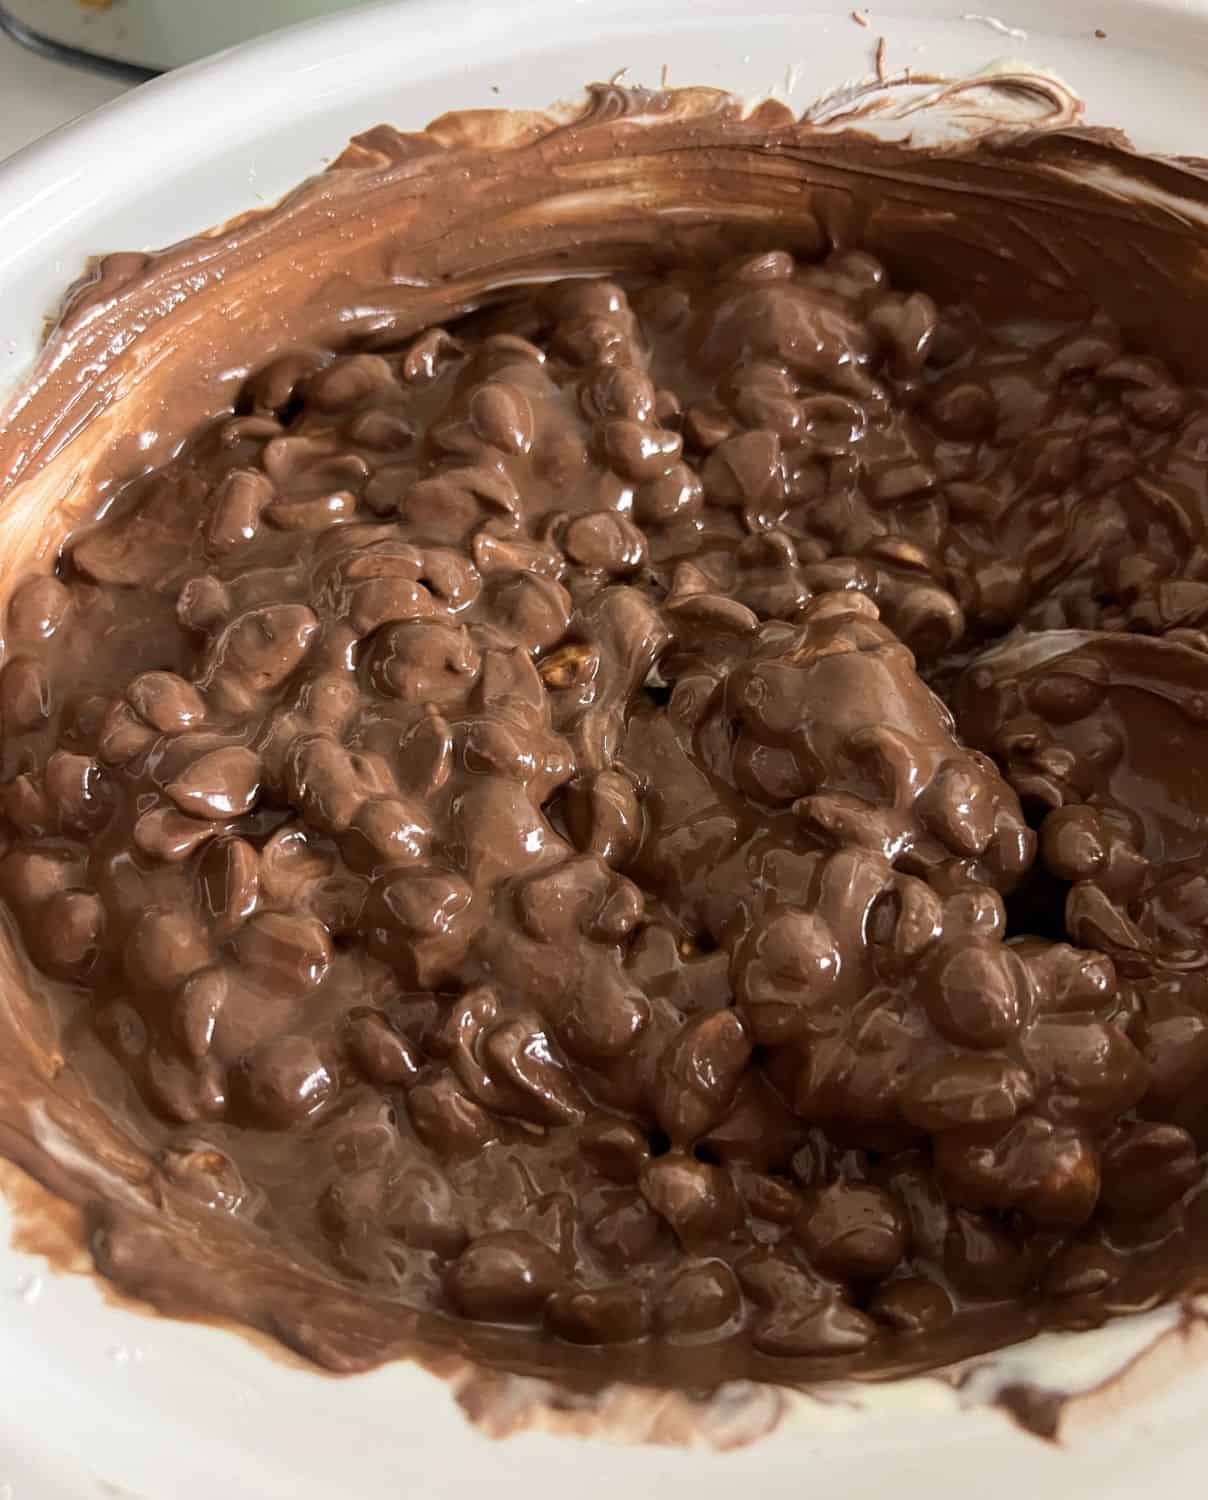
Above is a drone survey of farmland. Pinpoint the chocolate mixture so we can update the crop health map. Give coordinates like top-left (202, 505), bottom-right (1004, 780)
top-left (3, 82), bottom-right (1208, 1389)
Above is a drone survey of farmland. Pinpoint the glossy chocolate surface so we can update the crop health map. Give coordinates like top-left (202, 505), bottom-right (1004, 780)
top-left (2, 82), bottom-right (1208, 1387)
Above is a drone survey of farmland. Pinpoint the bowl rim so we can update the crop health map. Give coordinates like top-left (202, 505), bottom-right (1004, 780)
top-left (4, 0), bottom-right (1208, 1489)
top-left (0, 0), bottom-right (1205, 266)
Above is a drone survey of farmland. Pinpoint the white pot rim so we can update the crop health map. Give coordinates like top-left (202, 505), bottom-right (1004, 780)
top-left (3, 2), bottom-right (1208, 1495)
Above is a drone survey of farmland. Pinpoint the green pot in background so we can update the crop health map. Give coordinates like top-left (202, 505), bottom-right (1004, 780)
top-left (0, 0), bottom-right (374, 77)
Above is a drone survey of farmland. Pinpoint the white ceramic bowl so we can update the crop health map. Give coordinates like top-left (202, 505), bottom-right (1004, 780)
top-left (3, 2), bottom-right (1208, 1495)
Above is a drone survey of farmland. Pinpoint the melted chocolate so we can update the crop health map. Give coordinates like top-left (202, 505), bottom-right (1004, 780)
top-left (2, 80), bottom-right (1208, 1394)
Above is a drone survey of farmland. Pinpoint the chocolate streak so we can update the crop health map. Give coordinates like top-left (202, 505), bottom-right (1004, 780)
top-left (2, 79), bottom-right (1208, 1405)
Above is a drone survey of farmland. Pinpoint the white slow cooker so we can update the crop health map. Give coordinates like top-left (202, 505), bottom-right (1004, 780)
top-left (2, 1), bottom-right (1208, 1496)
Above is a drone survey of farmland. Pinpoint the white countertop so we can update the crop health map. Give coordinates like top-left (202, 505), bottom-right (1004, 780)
top-left (0, 30), bottom-right (127, 161)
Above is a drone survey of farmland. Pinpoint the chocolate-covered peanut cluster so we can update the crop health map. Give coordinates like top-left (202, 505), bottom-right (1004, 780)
top-left (4, 243), bottom-right (1208, 1381)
